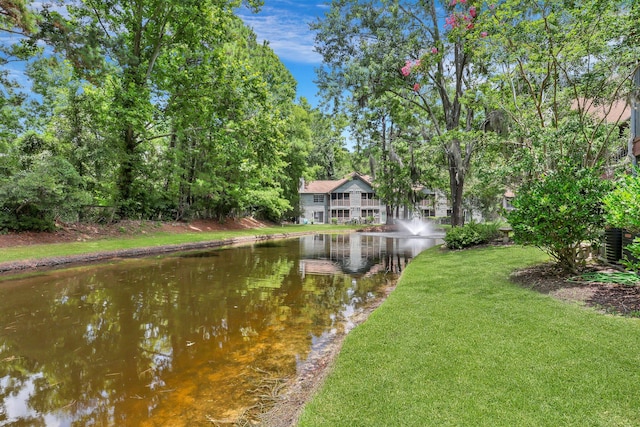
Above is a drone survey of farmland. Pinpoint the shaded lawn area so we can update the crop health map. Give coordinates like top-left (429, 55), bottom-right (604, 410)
top-left (298, 245), bottom-right (640, 426)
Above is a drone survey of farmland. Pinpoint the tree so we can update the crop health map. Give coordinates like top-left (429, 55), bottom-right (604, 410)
top-left (25, 55), bottom-right (118, 213)
top-left (307, 109), bottom-right (350, 180)
top-left (0, 0), bottom-right (39, 149)
top-left (313, 0), bottom-right (491, 226)
top-left (481, 0), bottom-right (636, 178)
top-left (40, 0), bottom-right (264, 216)
top-left (346, 93), bottom-right (425, 223)
top-left (155, 18), bottom-right (297, 221)
top-left (0, 0), bottom-right (36, 34)
top-left (603, 170), bottom-right (640, 272)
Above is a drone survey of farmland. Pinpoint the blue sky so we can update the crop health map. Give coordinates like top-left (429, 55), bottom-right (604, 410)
top-left (238, 1), bottom-right (328, 107)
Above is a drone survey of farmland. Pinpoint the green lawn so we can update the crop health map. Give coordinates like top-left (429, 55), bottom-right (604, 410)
top-left (298, 245), bottom-right (640, 426)
top-left (0, 224), bottom-right (355, 264)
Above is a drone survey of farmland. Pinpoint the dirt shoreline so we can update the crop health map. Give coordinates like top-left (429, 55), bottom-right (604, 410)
top-left (256, 280), bottom-right (397, 427)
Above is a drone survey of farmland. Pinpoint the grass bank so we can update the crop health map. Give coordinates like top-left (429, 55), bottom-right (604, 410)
top-left (298, 245), bottom-right (640, 426)
top-left (0, 224), bottom-right (354, 264)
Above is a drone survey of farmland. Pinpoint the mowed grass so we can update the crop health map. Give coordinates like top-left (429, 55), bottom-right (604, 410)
top-left (298, 245), bottom-right (640, 426)
top-left (0, 224), bottom-right (354, 263)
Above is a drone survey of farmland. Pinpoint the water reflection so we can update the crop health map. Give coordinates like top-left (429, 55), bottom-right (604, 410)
top-left (0, 233), bottom-right (438, 425)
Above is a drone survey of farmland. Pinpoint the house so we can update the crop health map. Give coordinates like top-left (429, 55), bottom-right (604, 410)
top-left (415, 187), bottom-right (452, 221)
top-left (299, 172), bottom-right (450, 224)
top-left (299, 173), bottom-right (386, 224)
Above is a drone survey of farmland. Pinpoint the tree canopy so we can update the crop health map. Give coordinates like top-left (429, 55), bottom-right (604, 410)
top-left (0, 0), bottom-right (339, 230)
top-left (0, 1), bottom-right (638, 231)
top-left (312, 0), bottom-right (638, 225)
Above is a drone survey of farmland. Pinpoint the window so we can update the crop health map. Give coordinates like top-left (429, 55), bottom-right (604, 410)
top-left (504, 197), bottom-right (514, 211)
top-left (313, 194), bottom-right (324, 203)
top-left (332, 209), bottom-right (349, 219)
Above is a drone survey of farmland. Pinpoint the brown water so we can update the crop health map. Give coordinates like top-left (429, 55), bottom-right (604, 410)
top-left (0, 233), bottom-right (438, 425)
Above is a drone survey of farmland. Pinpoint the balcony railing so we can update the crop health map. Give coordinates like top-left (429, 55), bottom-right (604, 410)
top-left (360, 199), bottom-right (381, 207)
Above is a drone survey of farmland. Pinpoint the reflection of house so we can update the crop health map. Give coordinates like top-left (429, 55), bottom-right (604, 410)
top-left (299, 173), bottom-right (450, 224)
top-left (298, 234), bottom-right (383, 275)
top-left (298, 234), bottom-right (433, 276)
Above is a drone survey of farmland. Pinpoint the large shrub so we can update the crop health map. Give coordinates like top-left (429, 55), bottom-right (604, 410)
top-left (507, 165), bottom-right (611, 273)
top-left (444, 222), bottom-right (501, 250)
top-left (603, 170), bottom-right (640, 271)
top-left (0, 153), bottom-right (91, 231)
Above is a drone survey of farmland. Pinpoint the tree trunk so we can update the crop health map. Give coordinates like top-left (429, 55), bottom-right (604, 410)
top-left (117, 125), bottom-right (138, 214)
top-left (448, 149), bottom-right (465, 227)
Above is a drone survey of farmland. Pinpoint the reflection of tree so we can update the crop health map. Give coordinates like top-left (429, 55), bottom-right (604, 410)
top-left (0, 237), bottom-right (396, 424)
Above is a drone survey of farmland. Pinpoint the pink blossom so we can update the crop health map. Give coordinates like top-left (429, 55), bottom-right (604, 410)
top-left (415, 59), bottom-right (421, 67)
top-left (481, 31), bottom-right (488, 37)
top-left (463, 14), bottom-right (471, 21)
top-left (401, 65), bottom-right (411, 76)
top-left (466, 23), bottom-right (474, 30)
top-left (489, 3), bottom-right (495, 9)
top-left (469, 6), bottom-right (477, 18)
top-left (459, 0), bottom-right (466, 3)
top-left (445, 14), bottom-right (458, 28)
top-left (431, 47), bottom-right (438, 54)
top-left (450, 0), bottom-right (457, 5)
top-left (413, 83), bottom-right (421, 92)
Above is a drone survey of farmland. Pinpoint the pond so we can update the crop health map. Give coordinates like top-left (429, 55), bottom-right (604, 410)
top-left (0, 233), bottom-right (439, 425)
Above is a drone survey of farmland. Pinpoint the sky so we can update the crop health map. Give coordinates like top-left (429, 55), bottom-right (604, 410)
top-left (237, 1), bottom-right (328, 107)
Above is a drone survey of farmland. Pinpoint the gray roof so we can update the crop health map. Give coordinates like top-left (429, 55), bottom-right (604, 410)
top-left (300, 173), bottom-right (373, 194)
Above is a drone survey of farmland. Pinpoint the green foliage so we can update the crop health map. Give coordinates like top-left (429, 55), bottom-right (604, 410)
top-left (444, 221), bottom-right (501, 250)
top-left (0, 152), bottom-right (91, 231)
top-left (308, 109), bottom-right (349, 180)
top-left (245, 187), bottom-right (291, 223)
top-left (621, 239), bottom-right (640, 273)
top-left (0, 0), bottom-right (36, 33)
top-left (35, 0), bottom-right (290, 221)
top-left (603, 171), bottom-right (640, 272)
top-left (507, 165), bottom-right (611, 272)
top-left (0, 0), bottom-right (634, 232)
top-left (603, 170), bottom-right (640, 233)
top-left (482, 0), bottom-right (635, 183)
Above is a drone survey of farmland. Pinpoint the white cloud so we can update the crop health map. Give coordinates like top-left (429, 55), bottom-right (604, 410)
top-left (239, 5), bottom-right (322, 65)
